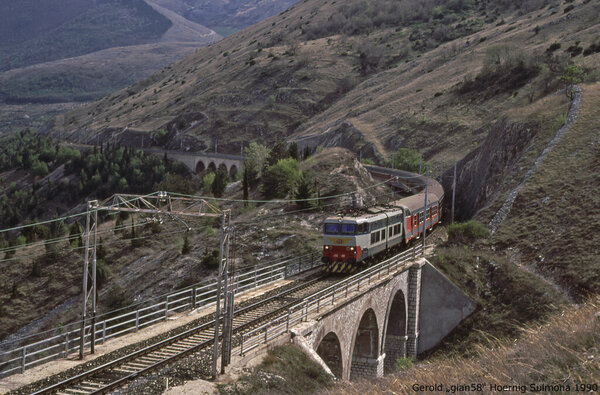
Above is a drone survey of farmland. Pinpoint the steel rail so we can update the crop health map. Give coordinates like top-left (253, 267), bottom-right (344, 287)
top-left (31, 277), bottom-right (328, 395)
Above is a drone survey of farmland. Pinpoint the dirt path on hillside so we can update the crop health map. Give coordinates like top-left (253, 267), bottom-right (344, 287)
top-left (488, 85), bottom-right (583, 234)
top-left (348, 118), bottom-right (389, 158)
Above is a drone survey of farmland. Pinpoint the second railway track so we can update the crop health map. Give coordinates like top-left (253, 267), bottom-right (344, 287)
top-left (30, 275), bottom-right (339, 395)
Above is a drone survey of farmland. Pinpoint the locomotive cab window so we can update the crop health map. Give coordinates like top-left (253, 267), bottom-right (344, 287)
top-left (324, 223), bottom-right (340, 234)
top-left (341, 224), bottom-right (356, 234)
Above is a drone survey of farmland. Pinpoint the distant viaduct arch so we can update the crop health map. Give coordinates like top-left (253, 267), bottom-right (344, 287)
top-left (142, 148), bottom-right (243, 177)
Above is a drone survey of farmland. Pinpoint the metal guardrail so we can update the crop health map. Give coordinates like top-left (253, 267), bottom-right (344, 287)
top-left (0, 252), bottom-right (321, 377)
top-left (239, 246), bottom-right (422, 356)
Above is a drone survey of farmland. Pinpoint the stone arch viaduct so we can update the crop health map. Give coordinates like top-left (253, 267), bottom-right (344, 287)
top-left (291, 259), bottom-right (475, 380)
top-left (142, 148), bottom-right (244, 177)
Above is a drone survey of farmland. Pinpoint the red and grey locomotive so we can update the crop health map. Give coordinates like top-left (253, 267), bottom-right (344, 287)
top-left (321, 167), bottom-right (443, 273)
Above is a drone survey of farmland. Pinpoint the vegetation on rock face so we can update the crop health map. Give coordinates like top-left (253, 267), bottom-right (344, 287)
top-left (446, 220), bottom-right (489, 244)
top-left (457, 45), bottom-right (541, 97)
top-left (218, 344), bottom-right (333, 394)
top-left (386, 148), bottom-right (429, 173)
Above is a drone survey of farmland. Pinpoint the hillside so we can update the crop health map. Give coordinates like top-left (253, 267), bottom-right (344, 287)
top-left (0, 42), bottom-right (207, 104)
top-left (332, 295), bottom-right (600, 394)
top-left (1, 0), bottom-right (600, 390)
top-left (152, 0), bottom-right (299, 36)
top-left (0, 0), bottom-right (220, 133)
top-left (48, 0), bottom-right (600, 164)
top-left (0, 0), bottom-right (173, 73)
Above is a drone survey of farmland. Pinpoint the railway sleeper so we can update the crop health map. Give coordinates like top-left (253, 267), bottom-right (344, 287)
top-left (80, 381), bottom-right (105, 389)
top-left (60, 389), bottom-right (90, 395)
top-left (126, 361), bottom-right (152, 369)
top-left (176, 340), bottom-right (199, 347)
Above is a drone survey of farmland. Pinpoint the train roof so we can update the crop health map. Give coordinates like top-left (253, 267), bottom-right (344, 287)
top-left (323, 206), bottom-right (404, 223)
top-left (364, 165), bottom-right (445, 202)
top-left (392, 193), bottom-right (439, 213)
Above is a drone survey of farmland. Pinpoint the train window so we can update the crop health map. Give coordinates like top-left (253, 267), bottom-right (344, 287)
top-left (341, 224), bottom-right (356, 234)
top-left (357, 223), bottom-right (367, 233)
top-left (324, 223), bottom-right (340, 234)
top-left (381, 229), bottom-right (385, 239)
top-left (371, 231), bottom-right (380, 243)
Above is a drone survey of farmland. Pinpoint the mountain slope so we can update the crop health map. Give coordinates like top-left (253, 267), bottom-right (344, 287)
top-left (151, 0), bottom-right (299, 36)
top-left (48, 0), bottom-right (600, 163)
top-left (0, 0), bottom-right (173, 72)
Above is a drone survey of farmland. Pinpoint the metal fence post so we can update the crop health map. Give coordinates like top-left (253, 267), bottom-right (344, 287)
top-left (265, 328), bottom-right (268, 342)
top-left (136, 310), bottom-right (140, 331)
top-left (192, 287), bottom-right (197, 309)
top-left (286, 309), bottom-right (290, 332)
top-left (21, 346), bottom-right (27, 373)
top-left (65, 333), bottom-right (69, 357)
top-left (240, 334), bottom-right (244, 356)
top-left (102, 321), bottom-right (106, 344)
top-left (165, 298), bottom-right (169, 320)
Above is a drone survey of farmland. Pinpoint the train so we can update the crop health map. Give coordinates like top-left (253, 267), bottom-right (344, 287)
top-left (321, 166), bottom-right (444, 273)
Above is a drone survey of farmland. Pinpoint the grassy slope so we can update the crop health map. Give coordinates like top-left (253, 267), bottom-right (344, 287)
top-left (0, 42), bottom-right (208, 104)
top-left (49, 0), bottom-right (600, 163)
top-left (331, 296), bottom-right (600, 394)
top-left (0, 0), bottom-right (172, 72)
top-left (490, 82), bottom-right (600, 300)
top-left (152, 0), bottom-right (298, 34)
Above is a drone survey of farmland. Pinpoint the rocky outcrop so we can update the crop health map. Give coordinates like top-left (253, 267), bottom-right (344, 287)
top-left (442, 119), bottom-right (539, 221)
top-left (291, 121), bottom-right (384, 163)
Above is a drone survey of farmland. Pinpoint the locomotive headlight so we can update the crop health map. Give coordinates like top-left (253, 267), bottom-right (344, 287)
top-left (324, 245), bottom-right (330, 250)
top-left (349, 246), bottom-right (355, 251)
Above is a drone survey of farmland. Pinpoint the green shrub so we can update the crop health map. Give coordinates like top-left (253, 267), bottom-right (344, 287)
top-left (202, 172), bottom-right (215, 193)
top-left (447, 220), bottom-right (490, 243)
top-left (387, 148), bottom-right (428, 173)
top-left (201, 249), bottom-right (220, 268)
top-left (361, 158), bottom-right (375, 165)
top-left (211, 168), bottom-right (228, 198)
top-left (263, 158), bottom-right (302, 199)
top-left (395, 357), bottom-right (413, 372)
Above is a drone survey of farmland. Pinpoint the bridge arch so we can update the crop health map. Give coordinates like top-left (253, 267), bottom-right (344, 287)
top-left (350, 308), bottom-right (379, 380)
top-left (229, 164), bottom-right (238, 179)
top-left (207, 162), bottom-right (217, 173)
top-left (218, 163), bottom-right (228, 174)
top-left (316, 332), bottom-right (343, 378)
top-left (383, 289), bottom-right (407, 373)
top-left (195, 160), bottom-right (206, 173)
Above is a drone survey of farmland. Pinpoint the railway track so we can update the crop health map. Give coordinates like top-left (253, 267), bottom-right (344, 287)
top-left (30, 276), bottom-right (339, 395)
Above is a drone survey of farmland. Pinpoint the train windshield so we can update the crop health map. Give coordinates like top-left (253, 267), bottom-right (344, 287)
top-left (324, 223), bottom-right (340, 234)
top-left (341, 224), bottom-right (356, 234)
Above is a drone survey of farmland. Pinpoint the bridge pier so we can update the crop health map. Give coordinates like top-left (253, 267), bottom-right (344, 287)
top-left (406, 263), bottom-right (423, 358)
top-left (350, 353), bottom-right (385, 379)
top-left (384, 335), bottom-right (407, 372)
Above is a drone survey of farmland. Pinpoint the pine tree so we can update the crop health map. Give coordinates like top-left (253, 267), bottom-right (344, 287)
top-left (182, 234), bottom-right (191, 255)
top-left (242, 166), bottom-right (249, 206)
